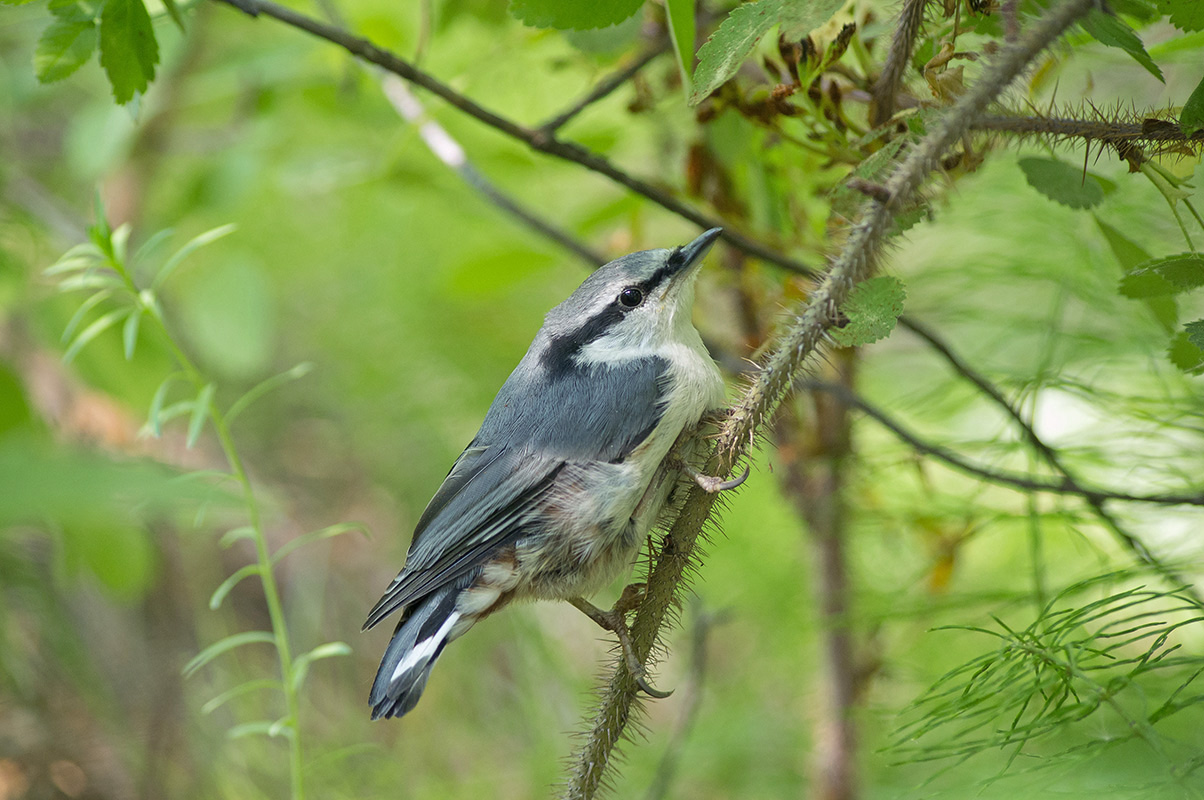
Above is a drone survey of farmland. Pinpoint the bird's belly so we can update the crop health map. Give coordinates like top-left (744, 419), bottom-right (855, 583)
top-left (511, 460), bottom-right (649, 600)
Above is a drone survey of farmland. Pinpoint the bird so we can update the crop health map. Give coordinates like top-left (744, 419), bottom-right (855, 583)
top-left (363, 228), bottom-right (743, 719)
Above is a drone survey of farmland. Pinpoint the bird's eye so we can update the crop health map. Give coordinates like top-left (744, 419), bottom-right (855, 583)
top-left (618, 287), bottom-right (644, 308)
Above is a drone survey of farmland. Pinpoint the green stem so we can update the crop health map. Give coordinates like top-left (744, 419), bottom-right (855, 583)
top-left (143, 290), bottom-right (305, 799)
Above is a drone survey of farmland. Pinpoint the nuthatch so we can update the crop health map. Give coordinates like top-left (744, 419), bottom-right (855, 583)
top-left (364, 229), bottom-right (742, 719)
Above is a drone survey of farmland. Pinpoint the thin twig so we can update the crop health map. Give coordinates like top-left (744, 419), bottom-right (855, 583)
top-left (897, 318), bottom-right (1204, 602)
top-left (870, 0), bottom-right (928, 127)
top-left (378, 74), bottom-right (605, 265)
top-left (804, 379), bottom-right (1204, 508)
top-left (564, 2), bottom-right (1099, 796)
top-left (209, 0), bottom-right (820, 280)
top-left (538, 41), bottom-right (670, 135)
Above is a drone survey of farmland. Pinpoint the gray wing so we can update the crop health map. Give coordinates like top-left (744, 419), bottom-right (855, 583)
top-left (363, 355), bottom-right (668, 630)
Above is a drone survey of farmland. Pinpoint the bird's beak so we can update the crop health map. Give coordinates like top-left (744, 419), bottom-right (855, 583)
top-left (677, 228), bottom-right (722, 273)
top-left (664, 227), bottom-right (722, 296)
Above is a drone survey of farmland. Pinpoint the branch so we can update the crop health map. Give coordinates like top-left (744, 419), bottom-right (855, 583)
top-left (896, 318), bottom-right (1204, 604)
top-left (805, 380), bottom-right (1204, 508)
top-left (564, 1), bottom-right (1099, 796)
top-left (538, 40), bottom-right (670, 135)
top-left (870, 0), bottom-right (928, 127)
top-left (210, 0), bottom-right (820, 279)
top-left (378, 74), bottom-right (605, 265)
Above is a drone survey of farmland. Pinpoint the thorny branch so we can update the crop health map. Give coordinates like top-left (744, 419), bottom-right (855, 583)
top-left (565, 1), bottom-right (1100, 796)
top-left (870, 0), bottom-right (928, 127)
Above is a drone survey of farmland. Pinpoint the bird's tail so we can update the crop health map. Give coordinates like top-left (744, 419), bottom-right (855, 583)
top-left (369, 584), bottom-right (463, 719)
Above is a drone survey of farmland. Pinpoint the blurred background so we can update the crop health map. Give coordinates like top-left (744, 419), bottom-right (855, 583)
top-left (1, 0), bottom-right (1203, 797)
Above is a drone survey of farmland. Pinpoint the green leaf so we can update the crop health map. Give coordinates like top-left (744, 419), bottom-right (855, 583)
top-left (665, 0), bottom-right (695, 92)
top-left (272, 522), bottom-right (371, 565)
top-left (225, 362), bottom-right (314, 426)
top-left (152, 223), bottom-right (237, 290)
top-left (187, 383), bottom-right (215, 448)
top-left (98, 0), bottom-right (160, 104)
top-left (219, 526), bottom-right (257, 549)
top-left (829, 276), bottom-right (906, 347)
top-left (61, 290), bottom-right (112, 343)
top-left (1081, 9), bottom-right (1164, 82)
top-left (161, 0), bottom-right (185, 32)
top-left (209, 563), bottom-right (261, 610)
top-left (1186, 319), bottom-right (1204, 350)
top-left (34, 6), bottom-right (98, 83)
top-left (1180, 75), bottom-right (1204, 137)
top-left (1095, 217), bottom-right (1177, 333)
top-left (200, 679), bottom-right (279, 715)
top-left (122, 306), bottom-right (141, 360)
top-left (183, 631), bottom-right (275, 677)
top-left (1018, 157), bottom-right (1106, 210)
top-left (1119, 253), bottom-right (1204, 298)
top-left (291, 641), bottom-right (352, 692)
top-left (1157, 0), bottom-right (1204, 31)
top-left (509, 0), bottom-right (643, 31)
top-left (45, 242), bottom-right (104, 275)
top-left (1094, 217), bottom-right (1152, 270)
top-left (147, 373), bottom-right (182, 436)
top-left (1167, 330), bottom-right (1204, 374)
top-left (63, 307), bottom-right (128, 363)
top-left (227, 720), bottom-right (277, 740)
top-left (689, 0), bottom-right (844, 105)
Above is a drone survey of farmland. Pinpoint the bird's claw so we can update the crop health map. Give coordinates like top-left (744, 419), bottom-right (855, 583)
top-left (684, 463), bottom-right (751, 493)
top-left (568, 594), bottom-right (673, 699)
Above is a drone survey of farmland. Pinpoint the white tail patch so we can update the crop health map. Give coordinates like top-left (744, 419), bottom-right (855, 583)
top-left (391, 611), bottom-right (460, 684)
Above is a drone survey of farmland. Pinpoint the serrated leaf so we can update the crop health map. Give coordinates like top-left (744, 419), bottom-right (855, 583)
top-left (183, 631), bottom-right (275, 677)
top-left (1096, 216), bottom-right (1177, 333)
top-left (291, 641), bottom-right (352, 692)
top-left (34, 8), bottom-right (97, 83)
top-left (1120, 253), bottom-right (1204, 298)
top-left (98, 0), bottom-right (160, 104)
top-left (689, 0), bottom-right (843, 105)
top-left (200, 679), bottom-right (279, 715)
top-left (1180, 74), bottom-right (1204, 137)
top-left (187, 383), bottom-right (215, 448)
top-left (225, 362), bottom-right (314, 426)
top-left (1081, 9), bottom-right (1164, 82)
top-left (272, 522), bottom-right (370, 565)
top-left (509, 0), bottom-right (643, 31)
top-left (1018, 157), bottom-right (1105, 209)
top-left (830, 276), bottom-right (906, 347)
top-left (665, 0), bottom-right (695, 91)
top-left (63, 307), bottom-right (127, 363)
top-left (1168, 331), bottom-right (1204, 374)
top-left (209, 563), bottom-right (261, 610)
top-left (1186, 320), bottom-right (1204, 350)
top-left (153, 223), bottom-right (237, 290)
top-left (1157, 0), bottom-right (1204, 31)
top-left (122, 306), bottom-right (142, 359)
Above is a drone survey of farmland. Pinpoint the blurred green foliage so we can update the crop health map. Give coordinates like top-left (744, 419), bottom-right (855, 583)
top-left (0, 0), bottom-right (1203, 798)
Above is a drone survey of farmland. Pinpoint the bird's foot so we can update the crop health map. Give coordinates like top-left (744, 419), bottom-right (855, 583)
top-left (678, 461), bottom-right (751, 494)
top-left (568, 594), bottom-right (672, 699)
